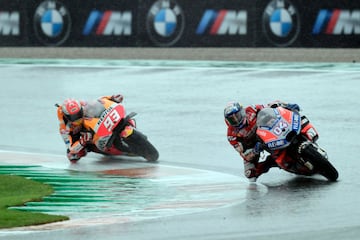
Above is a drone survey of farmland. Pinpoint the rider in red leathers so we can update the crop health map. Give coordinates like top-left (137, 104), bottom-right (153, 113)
top-left (56, 94), bottom-right (124, 163)
top-left (224, 101), bottom-right (300, 182)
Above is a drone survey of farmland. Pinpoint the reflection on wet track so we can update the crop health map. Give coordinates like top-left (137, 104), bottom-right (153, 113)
top-left (0, 153), bottom-right (253, 226)
top-left (2, 165), bottom-right (167, 217)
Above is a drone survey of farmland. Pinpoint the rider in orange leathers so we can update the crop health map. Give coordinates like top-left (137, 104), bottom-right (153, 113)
top-left (56, 94), bottom-right (124, 163)
top-left (224, 101), bottom-right (300, 182)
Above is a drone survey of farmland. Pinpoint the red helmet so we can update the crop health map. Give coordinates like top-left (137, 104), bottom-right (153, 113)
top-left (61, 99), bottom-right (83, 122)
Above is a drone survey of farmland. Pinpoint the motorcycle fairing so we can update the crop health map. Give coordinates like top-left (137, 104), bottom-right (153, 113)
top-left (95, 104), bottom-right (126, 137)
top-left (256, 107), bottom-right (301, 151)
top-left (275, 150), bottom-right (314, 175)
top-left (301, 121), bottom-right (319, 142)
top-left (83, 102), bottom-right (127, 152)
top-left (254, 107), bottom-right (338, 181)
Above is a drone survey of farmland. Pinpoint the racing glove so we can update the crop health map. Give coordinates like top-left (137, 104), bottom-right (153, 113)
top-left (111, 94), bottom-right (124, 103)
top-left (243, 142), bottom-right (263, 162)
top-left (67, 141), bottom-right (87, 163)
top-left (67, 149), bottom-right (86, 163)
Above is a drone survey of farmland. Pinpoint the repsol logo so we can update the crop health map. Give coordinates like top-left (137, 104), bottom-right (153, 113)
top-left (96, 106), bottom-right (114, 129)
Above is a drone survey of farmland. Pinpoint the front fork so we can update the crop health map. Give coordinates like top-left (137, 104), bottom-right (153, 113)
top-left (294, 117), bottom-right (324, 171)
top-left (120, 118), bottom-right (136, 138)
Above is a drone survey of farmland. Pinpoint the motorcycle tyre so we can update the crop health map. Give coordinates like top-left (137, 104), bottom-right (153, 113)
top-left (123, 129), bottom-right (159, 162)
top-left (301, 144), bottom-right (339, 181)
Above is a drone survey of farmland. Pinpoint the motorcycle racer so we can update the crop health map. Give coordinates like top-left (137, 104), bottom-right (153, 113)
top-left (56, 94), bottom-right (124, 163)
top-left (224, 100), bottom-right (300, 182)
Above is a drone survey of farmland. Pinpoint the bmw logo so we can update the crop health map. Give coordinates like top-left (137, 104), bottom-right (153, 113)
top-left (262, 0), bottom-right (300, 47)
top-left (146, 0), bottom-right (185, 46)
top-left (33, 0), bottom-right (71, 46)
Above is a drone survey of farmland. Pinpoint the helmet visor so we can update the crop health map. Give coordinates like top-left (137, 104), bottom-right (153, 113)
top-left (227, 109), bottom-right (246, 128)
top-left (67, 111), bottom-right (83, 121)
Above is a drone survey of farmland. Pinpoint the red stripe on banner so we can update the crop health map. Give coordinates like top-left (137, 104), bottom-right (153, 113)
top-left (326, 9), bottom-right (340, 34)
top-left (96, 11), bottom-right (111, 35)
top-left (210, 10), bottom-right (226, 34)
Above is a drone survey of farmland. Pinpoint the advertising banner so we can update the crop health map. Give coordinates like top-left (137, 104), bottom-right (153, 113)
top-left (0, 0), bottom-right (359, 47)
top-left (0, 0), bottom-right (25, 46)
top-left (303, 0), bottom-right (360, 48)
top-left (255, 0), bottom-right (360, 47)
top-left (137, 0), bottom-right (256, 47)
top-left (24, 0), bottom-right (137, 46)
top-left (73, 0), bottom-right (138, 47)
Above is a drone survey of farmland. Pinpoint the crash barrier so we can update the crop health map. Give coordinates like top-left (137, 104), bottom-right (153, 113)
top-left (0, 0), bottom-right (359, 47)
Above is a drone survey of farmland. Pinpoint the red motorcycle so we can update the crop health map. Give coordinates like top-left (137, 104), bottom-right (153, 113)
top-left (82, 99), bottom-right (159, 162)
top-left (256, 107), bottom-right (338, 181)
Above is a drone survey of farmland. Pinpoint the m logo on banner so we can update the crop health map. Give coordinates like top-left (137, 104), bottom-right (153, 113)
top-left (0, 12), bottom-right (19, 35)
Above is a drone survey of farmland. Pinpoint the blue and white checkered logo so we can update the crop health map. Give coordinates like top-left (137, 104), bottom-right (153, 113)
top-left (269, 9), bottom-right (292, 37)
top-left (154, 9), bottom-right (177, 37)
top-left (41, 10), bottom-right (63, 37)
top-left (34, 0), bottom-right (71, 46)
top-left (262, 0), bottom-right (300, 47)
top-left (146, 0), bottom-right (185, 46)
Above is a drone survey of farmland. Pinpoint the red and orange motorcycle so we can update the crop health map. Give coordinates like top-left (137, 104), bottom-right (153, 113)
top-left (256, 107), bottom-right (338, 181)
top-left (82, 98), bottom-right (159, 162)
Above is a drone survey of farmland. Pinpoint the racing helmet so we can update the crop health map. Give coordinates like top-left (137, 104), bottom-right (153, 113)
top-left (61, 99), bottom-right (83, 122)
top-left (224, 102), bottom-right (247, 128)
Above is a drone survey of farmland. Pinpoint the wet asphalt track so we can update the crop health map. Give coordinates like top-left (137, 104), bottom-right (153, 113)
top-left (0, 59), bottom-right (359, 240)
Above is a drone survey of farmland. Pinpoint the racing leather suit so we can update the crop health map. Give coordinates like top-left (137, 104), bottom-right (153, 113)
top-left (226, 101), bottom-right (298, 181)
top-left (57, 95), bottom-right (122, 162)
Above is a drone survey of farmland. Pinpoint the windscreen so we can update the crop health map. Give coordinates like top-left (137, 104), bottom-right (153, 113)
top-left (84, 100), bottom-right (106, 118)
top-left (256, 108), bottom-right (279, 128)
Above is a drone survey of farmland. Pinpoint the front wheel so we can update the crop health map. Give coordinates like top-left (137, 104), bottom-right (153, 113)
top-left (301, 144), bottom-right (338, 181)
top-left (123, 129), bottom-right (159, 162)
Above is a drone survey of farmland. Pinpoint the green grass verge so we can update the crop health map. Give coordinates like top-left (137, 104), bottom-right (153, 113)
top-left (0, 174), bottom-right (69, 229)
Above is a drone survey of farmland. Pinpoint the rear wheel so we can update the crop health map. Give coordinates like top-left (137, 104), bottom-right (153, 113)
top-left (123, 130), bottom-right (159, 162)
top-left (301, 144), bottom-right (338, 181)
